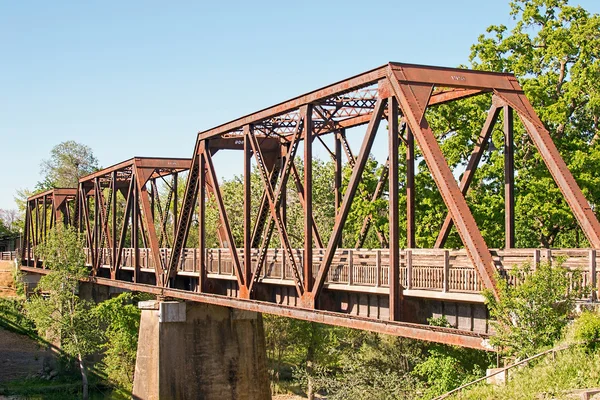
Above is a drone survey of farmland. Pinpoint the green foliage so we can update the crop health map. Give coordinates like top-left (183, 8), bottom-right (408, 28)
top-left (573, 311), bottom-right (600, 352)
top-left (465, 0), bottom-right (600, 248)
top-left (24, 226), bottom-right (100, 400)
top-left (455, 345), bottom-right (600, 400)
top-left (323, 335), bottom-right (423, 400)
top-left (484, 262), bottom-right (577, 358)
top-left (94, 292), bottom-right (149, 392)
top-left (412, 347), bottom-right (490, 399)
top-left (11, 265), bottom-right (26, 297)
top-left (0, 298), bottom-right (36, 338)
top-left (40, 141), bottom-right (99, 189)
top-left (411, 318), bottom-right (493, 399)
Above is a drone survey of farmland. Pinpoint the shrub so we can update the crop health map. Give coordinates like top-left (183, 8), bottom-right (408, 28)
top-left (484, 262), bottom-right (577, 358)
top-left (573, 311), bottom-right (600, 352)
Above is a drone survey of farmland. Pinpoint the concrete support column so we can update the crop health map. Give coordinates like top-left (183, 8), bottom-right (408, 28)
top-left (133, 301), bottom-right (271, 400)
top-left (21, 271), bottom-right (41, 297)
top-left (78, 281), bottom-right (111, 303)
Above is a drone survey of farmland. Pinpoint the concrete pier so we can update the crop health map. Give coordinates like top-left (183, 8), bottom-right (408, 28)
top-left (132, 300), bottom-right (271, 400)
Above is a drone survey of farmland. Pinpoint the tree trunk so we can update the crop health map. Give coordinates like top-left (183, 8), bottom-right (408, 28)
top-left (306, 323), bottom-right (316, 400)
top-left (78, 352), bottom-right (89, 400)
top-left (307, 365), bottom-right (314, 400)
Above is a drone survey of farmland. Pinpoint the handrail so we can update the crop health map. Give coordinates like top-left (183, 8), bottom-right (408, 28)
top-left (434, 342), bottom-right (577, 399)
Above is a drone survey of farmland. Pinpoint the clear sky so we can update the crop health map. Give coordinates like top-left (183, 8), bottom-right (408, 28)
top-left (1, 0), bottom-right (599, 210)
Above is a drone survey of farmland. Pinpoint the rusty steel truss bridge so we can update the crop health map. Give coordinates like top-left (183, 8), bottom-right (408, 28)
top-left (20, 63), bottom-right (600, 350)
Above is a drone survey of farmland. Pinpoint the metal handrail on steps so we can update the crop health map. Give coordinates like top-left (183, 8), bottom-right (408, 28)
top-left (434, 343), bottom-right (575, 399)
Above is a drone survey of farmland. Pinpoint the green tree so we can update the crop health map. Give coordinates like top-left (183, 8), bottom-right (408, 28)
top-left (25, 226), bottom-right (100, 400)
top-left (40, 140), bottom-right (99, 189)
top-left (484, 262), bottom-right (577, 358)
top-left (470, 0), bottom-right (600, 248)
top-left (94, 292), bottom-right (147, 392)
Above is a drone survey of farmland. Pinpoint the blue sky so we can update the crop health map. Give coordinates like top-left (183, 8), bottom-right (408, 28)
top-left (1, 0), bottom-right (599, 210)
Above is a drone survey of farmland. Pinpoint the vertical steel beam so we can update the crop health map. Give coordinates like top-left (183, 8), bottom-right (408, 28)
top-left (132, 179), bottom-right (139, 283)
top-left (42, 196), bottom-right (46, 240)
top-left (334, 131), bottom-right (343, 247)
top-left (22, 204), bottom-right (30, 262)
top-left (243, 127), bottom-right (252, 291)
top-left (504, 105), bottom-right (515, 249)
top-left (150, 178), bottom-right (155, 221)
top-left (94, 179), bottom-right (99, 274)
top-left (173, 171), bottom-right (178, 242)
top-left (406, 127), bottom-right (416, 249)
top-left (281, 146), bottom-right (287, 229)
top-left (77, 184), bottom-right (83, 233)
top-left (198, 151), bottom-right (206, 292)
top-left (388, 97), bottom-right (401, 321)
top-left (111, 171), bottom-right (117, 277)
top-left (304, 104), bottom-right (314, 293)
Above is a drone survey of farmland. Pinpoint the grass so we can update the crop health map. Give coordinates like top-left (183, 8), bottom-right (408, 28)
top-left (0, 297), bottom-right (37, 338)
top-left (454, 346), bottom-right (600, 400)
top-left (0, 376), bottom-right (82, 399)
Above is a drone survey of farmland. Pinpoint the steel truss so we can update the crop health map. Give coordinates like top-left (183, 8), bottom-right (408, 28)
top-left (180, 62), bottom-right (600, 309)
top-left (22, 62), bottom-right (600, 349)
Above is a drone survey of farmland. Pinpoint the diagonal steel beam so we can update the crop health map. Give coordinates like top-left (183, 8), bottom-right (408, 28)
top-left (496, 88), bottom-right (600, 248)
top-left (389, 72), bottom-right (499, 298)
top-left (290, 162), bottom-right (323, 248)
top-left (249, 117), bottom-right (306, 294)
top-left (312, 98), bottom-right (386, 298)
top-left (134, 166), bottom-right (165, 285)
top-left (168, 146), bottom-right (201, 282)
top-left (247, 126), bottom-right (304, 296)
top-left (203, 149), bottom-right (246, 290)
top-left (434, 100), bottom-right (503, 248)
top-left (113, 178), bottom-right (135, 276)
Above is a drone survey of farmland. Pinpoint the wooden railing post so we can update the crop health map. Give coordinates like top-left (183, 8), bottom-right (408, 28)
top-left (533, 249), bottom-right (540, 270)
top-left (193, 248), bottom-right (197, 273)
top-left (376, 250), bottom-right (381, 287)
top-left (406, 249), bottom-right (413, 290)
top-left (443, 250), bottom-right (450, 293)
top-left (282, 249), bottom-right (287, 280)
top-left (217, 249), bottom-right (221, 275)
top-left (590, 249), bottom-right (597, 302)
top-left (348, 249), bottom-right (354, 285)
top-left (263, 250), bottom-right (268, 278)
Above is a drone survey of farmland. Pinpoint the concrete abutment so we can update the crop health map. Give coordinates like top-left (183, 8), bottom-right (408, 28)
top-left (132, 300), bottom-right (271, 400)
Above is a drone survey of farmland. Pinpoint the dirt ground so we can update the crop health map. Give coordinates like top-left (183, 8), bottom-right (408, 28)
top-left (0, 265), bottom-right (16, 297)
top-left (0, 265), bottom-right (53, 384)
top-left (0, 327), bottom-right (53, 383)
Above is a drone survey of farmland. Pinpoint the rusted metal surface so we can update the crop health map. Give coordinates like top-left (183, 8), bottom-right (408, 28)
top-left (21, 188), bottom-right (77, 263)
top-left (22, 62), bottom-right (600, 348)
top-left (19, 265), bottom-right (491, 350)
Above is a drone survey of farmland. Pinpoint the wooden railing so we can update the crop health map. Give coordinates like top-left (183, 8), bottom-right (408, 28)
top-left (0, 251), bottom-right (16, 261)
top-left (71, 247), bottom-right (600, 298)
